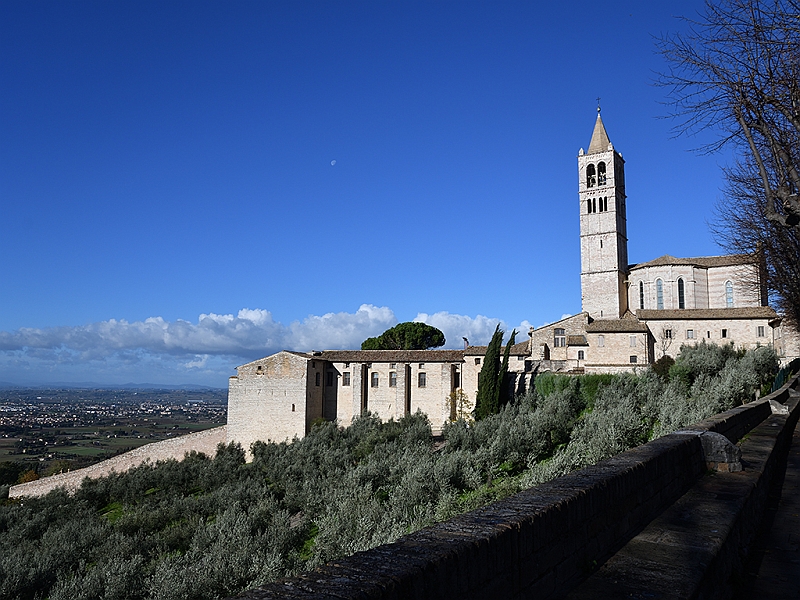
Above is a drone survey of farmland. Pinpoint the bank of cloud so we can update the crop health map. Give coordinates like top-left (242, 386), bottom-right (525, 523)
top-left (0, 305), bottom-right (523, 386)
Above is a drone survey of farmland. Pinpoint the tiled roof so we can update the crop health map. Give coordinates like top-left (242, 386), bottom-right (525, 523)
top-left (464, 341), bottom-right (530, 356)
top-left (628, 254), bottom-right (755, 271)
top-left (567, 335), bottom-right (588, 346)
top-left (586, 319), bottom-right (649, 333)
top-left (637, 307), bottom-right (777, 320)
top-left (316, 349), bottom-right (465, 363)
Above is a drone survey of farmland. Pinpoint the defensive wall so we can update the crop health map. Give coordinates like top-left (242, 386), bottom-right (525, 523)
top-left (8, 425), bottom-right (227, 498)
top-left (235, 375), bottom-right (800, 600)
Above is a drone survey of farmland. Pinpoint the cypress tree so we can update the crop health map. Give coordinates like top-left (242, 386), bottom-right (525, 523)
top-left (475, 325), bottom-right (503, 420)
top-left (498, 329), bottom-right (517, 408)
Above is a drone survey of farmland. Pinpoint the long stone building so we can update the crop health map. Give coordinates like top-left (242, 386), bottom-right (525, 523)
top-left (226, 111), bottom-right (800, 449)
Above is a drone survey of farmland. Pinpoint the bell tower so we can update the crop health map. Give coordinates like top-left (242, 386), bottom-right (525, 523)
top-left (578, 108), bottom-right (629, 319)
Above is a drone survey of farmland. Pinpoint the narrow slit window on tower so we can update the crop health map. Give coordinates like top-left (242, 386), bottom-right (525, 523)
top-left (725, 281), bottom-right (734, 307)
top-left (587, 199), bottom-right (592, 214)
top-left (639, 281), bottom-right (645, 310)
top-left (592, 198), bottom-right (596, 213)
top-left (586, 163), bottom-right (596, 188)
top-left (656, 279), bottom-right (664, 309)
top-left (678, 278), bottom-right (685, 309)
top-left (600, 239), bottom-right (603, 249)
top-left (598, 162), bottom-right (607, 186)
top-left (603, 196), bottom-right (608, 211)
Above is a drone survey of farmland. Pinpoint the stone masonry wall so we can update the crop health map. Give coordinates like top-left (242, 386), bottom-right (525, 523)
top-left (227, 351), bottom-right (310, 455)
top-left (9, 425), bottom-right (227, 499)
top-left (643, 316), bottom-right (773, 359)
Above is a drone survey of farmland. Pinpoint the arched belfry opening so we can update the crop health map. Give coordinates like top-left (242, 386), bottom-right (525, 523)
top-left (597, 162), bottom-right (607, 186)
top-left (586, 164), bottom-right (596, 188)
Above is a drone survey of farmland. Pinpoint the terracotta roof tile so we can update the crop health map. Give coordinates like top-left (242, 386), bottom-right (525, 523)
top-left (567, 335), bottom-right (588, 346)
top-left (464, 341), bottom-right (530, 356)
top-left (317, 349), bottom-right (465, 363)
top-left (628, 254), bottom-right (755, 271)
top-left (585, 319), bottom-right (649, 333)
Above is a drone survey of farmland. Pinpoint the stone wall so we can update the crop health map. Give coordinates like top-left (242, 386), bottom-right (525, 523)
top-left (567, 380), bottom-right (800, 599)
top-left (234, 375), bottom-right (799, 600)
top-left (643, 315), bottom-right (773, 359)
top-left (227, 351), bottom-right (311, 454)
top-left (8, 425), bottom-right (227, 499)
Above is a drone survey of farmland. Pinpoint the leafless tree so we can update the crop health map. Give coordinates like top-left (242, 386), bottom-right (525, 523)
top-left (659, 0), bottom-right (800, 230)
top-left (660, 0), bottom-right (800, 328)
top-left (712, 157), bottom-right (800, 327)
top-left (657, 326), bottom-right (674, 358)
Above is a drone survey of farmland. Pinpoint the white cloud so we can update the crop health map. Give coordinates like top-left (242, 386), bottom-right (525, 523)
top-left (0, 304), bottom-right (396, 360)
top-left (0, 306), bottom-right (518, 386)
top-left (413, 312), bottom-right (503, 347)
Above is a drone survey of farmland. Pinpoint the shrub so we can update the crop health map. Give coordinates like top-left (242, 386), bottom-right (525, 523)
top-left (652, 355), bottom-right (675, 380)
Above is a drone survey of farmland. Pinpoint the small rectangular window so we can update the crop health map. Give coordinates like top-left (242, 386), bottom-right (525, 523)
top-left (578, 350), bottom-right (585, 360)
top-left (419, 363), bottom-right (425, 369)
top-left (630, 355), bottom-right (638, 364)
top-left (418, 372), bottom-right (427, 387)
top-left (664, 329), bottom-right (672, 339)
top-left (315, 372), bottom-right (321, 386)
top-left (342, 372), bottom-right (350, 386)
top-left (757, 326), bottom-right (765, 337)
top-left (630, 336), bottom-right (637, 347)
top-left (344, 362), bottom-right (350, 368)
top-left (687, 329), bottom-right (694, 339)
top-left (598, 335), bottom-right (605, 347)
top-left (475, 358), bottom-right (481, 365)
top-left (371, 372), bottom-right (379, 387)
top-left (722, 329), bottom-right (728, 339)
top-left (390, 363), bottom-right (396, 369)
top-left (389, 372), bottom-right (397, 387)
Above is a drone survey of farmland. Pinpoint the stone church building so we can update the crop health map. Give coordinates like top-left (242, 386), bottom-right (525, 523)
top-left (226, 111), bottom-right (799, 450)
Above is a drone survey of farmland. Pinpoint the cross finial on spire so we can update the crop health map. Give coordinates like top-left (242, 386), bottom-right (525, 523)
top-left (596, 97), bottom-right (601, 114)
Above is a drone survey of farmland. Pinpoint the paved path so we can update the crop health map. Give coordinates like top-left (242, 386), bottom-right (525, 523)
top-left (738, 388), bottom-right (800, 599)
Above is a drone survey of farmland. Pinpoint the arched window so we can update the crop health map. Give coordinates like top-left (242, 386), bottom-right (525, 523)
top-left (725, 281), bottom-right (734, 307)
top-left (592, 198), bottom-right (596, 213)
top-left (677, 278), bottom-right (685, 309)
top-left (586, 164), bottom-right (596, 188)
top-left (587, 199), bottom-right (592, 214)
top-left (639, 281), bottom-right (644, 310)
top-left (597, 162), bottom-right (607, 186)
top-left (656, 279), bottom-right (664, 309)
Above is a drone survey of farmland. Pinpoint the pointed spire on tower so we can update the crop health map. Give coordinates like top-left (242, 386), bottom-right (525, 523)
top-left (587, 106), bottom-right (611, 154)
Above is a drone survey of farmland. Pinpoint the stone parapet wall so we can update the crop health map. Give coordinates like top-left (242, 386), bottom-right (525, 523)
top-left (8, 425), bottom-right (227, 499)
top-left (567, 378), bottom-right (800, 599)
top-left (234, 378), bottom-right (798, 600)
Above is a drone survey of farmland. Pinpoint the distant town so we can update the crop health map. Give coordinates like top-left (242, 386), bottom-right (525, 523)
top-left (0, 387), bottom-right (227, 482)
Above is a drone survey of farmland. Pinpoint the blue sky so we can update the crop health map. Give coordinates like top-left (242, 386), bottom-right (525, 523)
top-left (0, 1), bottom-right (736, 387)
